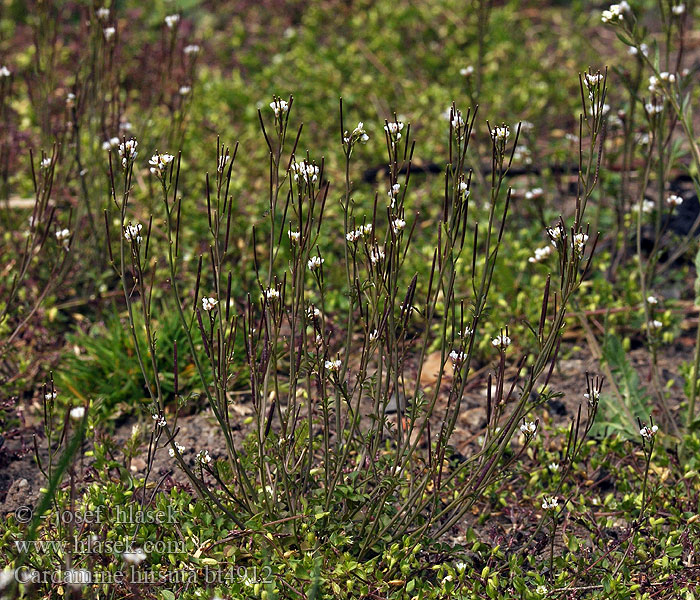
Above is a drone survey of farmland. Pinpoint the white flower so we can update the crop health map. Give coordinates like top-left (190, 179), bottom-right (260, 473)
top-left (645, 101), bottom-right (664, 114)
top-left (56, 228), bottom-right (71, 249)
top-left (369, 329), bottom-right (379, 341)
top-left (525, 187), bottom-right (544, 200)
top-left (291, 160), bottom-right (319, 184)
top-left (344, 122), bottom-right (369, 145)
top-left (459, 326), bottom-right (473, 337)
top-left (307, 255), bottom-right (324, 270)
top-left (148, 152), bottom-right (175, 176)
top-left (639, 199), bottom-right (655, 213)
top-left (45, 391), bottom-right (57, 401)
top-left (646, 295), bottom-right (658, 304)
top-left (164, 14), bottom-right (180, 29)
top-left (270, 98), bottom-right (289, 117)
top-left (102, 136), bottom-right (120, 150)
top-left (325, 359), bottom-right (342, 372)
top-left (123, 548), bottom-right (147, 564)
top-left (455, 560), bottom-right (467, 572)
top-left (583, 389), bottom-right (600, 405)
top-left (649, 319), bottom-right (663, 330)
top-left (541, 496), bottom-right (558, 510)
top-left (459, 181), bottom-right (470, 197)
top-left (168, 442), bottom-right (185, 457)
top-left (179, 85), bottom-right (191, 96)
top-left (123, 222), bottom-right (143, 244)
top-left (0, 65), bottom-right (11, 77)
top-left (535, 585), bottom-right (548, 596)
top-left (217, 154), bottom-right (230, 173)
top-left (69, 406), bottom-right (85, 420)
top-left (449, 350), bottom-right (467, 367)
top-left (572, 232), bottom-right (589, 254)
top-left (388, 183), bottom-right (401, 199)
top-left (672, 3), bottom-right (686, 15)
top-left (197, 450), bottom-right (212, 464)
top-left (392, 218), bottom-right (406, 232)
top-left (118, 138), bottom-right (138, 167)
top-left (96, 7), bottom-right (110, 20)
top-left (640, 424), bottom-right (659, 438)
top-left (152, 414), bottom-right (167, 428)
top-left (384, 121), bottom-right (404, 138)
top-left (346, 228), bottom-right (364, 243)
top-left (491, 334), bottom-right (511, 348)
top-left (491, 125), bottom-right (510, 142)
top-left (288, 230), bottom-right (301, 244)
top-left (184, 44), bottom-right (201, 55)
top-left (528, 245), bottom-right (554, 264)
top-left (548, 462), bottom-right (560, 472)
top-left (202, 296), bottom-right (218, 312)
top-left (307, 306), bottom-right (321, 319)
top-left (103, 26), bottom-right (116, 41)
top-left (666, 194), bottom-right (683, 207)
top-left (369, 246), bottom-right (385, 265)
top-left (459, 66), bottom-right (474, 77)
top-left (601, 2), bottom-right (629, 23)
top-left (264, 287), bottom-right (280, 300)
top-left (584, 72), bottom-right (604, 88)
top-left (520, 421), bottom-right (537, 437)
top-left (547, 225), bottom-right (562, 247)
top-left (40, 157), bottom-right (51, 169)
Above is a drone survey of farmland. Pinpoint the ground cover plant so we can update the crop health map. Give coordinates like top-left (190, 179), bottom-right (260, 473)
top-left (1, 0), bottom-right (700, 599)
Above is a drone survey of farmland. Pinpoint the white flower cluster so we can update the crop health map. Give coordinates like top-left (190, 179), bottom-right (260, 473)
top-left (672, 3), bottom-right (686, 15)
top-left (149, 152), bottom-right (174, 176)
top-left (547, 225), bottom-right (562, 247)
top-left (45, 390), bottom-right (57, 401)
top-left (388, 183), bottom-right (401, 208)
top-left (197, 450), bottom-right (212, 464)
top-left (343, 121), bottom-right (369, 145)
top-left (459, 181), bottom-right (470, 198)
top-left (264, 287), bottom-right (280, 301)
top-left (584, 72), bottom-right (604, 89)
top-left (184, 44), bottom-right (201, 55)
top-left (369, 246), bottom-right (385, 265)
top-left (307, 255), bottom-right (324, 270)
top-left (202, 296), bottom-right (218, 311)
top-left (40, 157), bottom-right (52, 169)
top-left (648, 319), bottom-right (663, 330)
top-left (525, 188), bottom-right (544, 200)
top-left (384, 121), bottom-right (404, 143)
top-left (168, 442), bottom-right (185, 457)
top-left (179, 86), bottom-right (191, 96)
top-left (645, 100), bottom-right (664, 115)
top-left (392, 218), bottom-right (406, 233)
top-left (666, 194), bottom-right (683, 207)
top-left (70, 406), bottom-right (85, 420)
top-left (270, 98), bottom-right (289, 117)
top-left (460, 66), bottom-right (474, 77)
top-left (492, 333), bottom-right (511, 348)
top-left (165, 14), bottom-right (180, 29)
top-left (583, 389), bottom-right (600, 406)
top-left (491, 125), bottom-right (510, 142)
top-left (291, 160), bottom-right (319, 184)
top-left (572, 232), bottom-right (589, 255)
top-left (123, 222), bottom-right (143, 244)
top-left (102, 136), bottom-right (120, 151)
top-left (96, 7), bottom-right (110, 20)
top-left (449, 350), bottom-right (466, 367)
top-left (541, 496), bottom-right (558, 510)
top-left (601, 1), bottom-right (630, 23)
top-left (118, 139), bottom-right (138, 168)
top-left (528, 245), bottom-right (553, 264)
top-left (123, 549), bottom-right (147, 565)
top-left (520, 420), bottom-right (537, 437)
top-left (152, 413), bottom-right (167, 428)
top-left (346, 223), bottom-right (372, 243)
top-left (648, 72), bottom-right (676, 94)
top-left (103, 26), bottom-right (116, 41)
top-left (325, 359), bottom-right (342, 372)
top-left (647, 295), bottom-right (658, 304)
top-left (288, 229), bottom-right (301, 244)
top-left (629, 43), bottom-right (649, 57)
top-left (55, 228), bottom-right (71, 250)
top-left (0, 65), bottom-right (10, 77)
top-left (640, 424), bottom-right (659, 438)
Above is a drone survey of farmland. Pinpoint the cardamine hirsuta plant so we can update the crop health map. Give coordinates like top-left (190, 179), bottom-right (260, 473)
top-left (106, 72), bottom-right (606, 557)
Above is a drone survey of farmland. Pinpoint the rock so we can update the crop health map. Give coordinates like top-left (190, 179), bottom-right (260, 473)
top-left (130, 457), bottom-right (148, 473)
top-left (459, 407), bottom-right (487, 430)
top-left (1, 478), bottom-right (37, 516)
